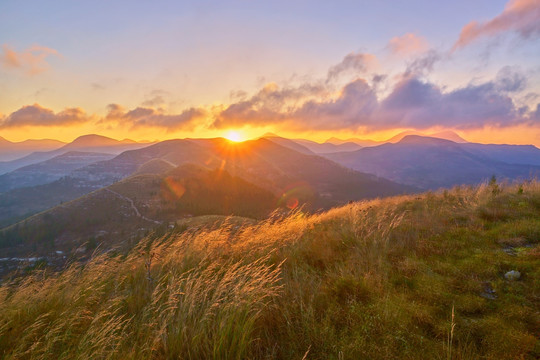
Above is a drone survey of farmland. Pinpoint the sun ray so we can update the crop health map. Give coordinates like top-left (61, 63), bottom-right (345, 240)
top-left (224, 130), bottom-right (245, 142)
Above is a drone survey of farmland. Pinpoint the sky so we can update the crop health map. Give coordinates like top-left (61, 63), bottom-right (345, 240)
top-left (1, 0), bottom-right (539, 145)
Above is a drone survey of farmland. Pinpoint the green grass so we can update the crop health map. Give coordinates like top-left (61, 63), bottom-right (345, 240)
top-left (0, 181), bottom-right (539, 359)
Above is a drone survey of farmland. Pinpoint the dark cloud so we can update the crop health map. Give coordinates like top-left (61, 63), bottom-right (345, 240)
top-left (0, 104), bottom-right (90, 128)
top-left (104, 104), bottom-right (207, 131)
top-left (376, 78), bottom-right (520, 129)
top-left (213, 67), bottom-right (534, 131)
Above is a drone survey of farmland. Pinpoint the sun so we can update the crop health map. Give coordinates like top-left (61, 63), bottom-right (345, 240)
top-left (224, 130), bottom-right (245, 142)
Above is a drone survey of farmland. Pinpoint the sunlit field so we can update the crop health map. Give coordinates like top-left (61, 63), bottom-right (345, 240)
top-left (1, 180), bottom-right (538, 359)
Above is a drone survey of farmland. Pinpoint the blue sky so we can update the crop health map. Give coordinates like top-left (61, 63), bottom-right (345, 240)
top-left (0, 0), bottom-right (539, 144)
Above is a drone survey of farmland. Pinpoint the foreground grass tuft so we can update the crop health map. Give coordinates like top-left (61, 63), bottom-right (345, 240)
top-left (1, 181), bottom-right (539, 359)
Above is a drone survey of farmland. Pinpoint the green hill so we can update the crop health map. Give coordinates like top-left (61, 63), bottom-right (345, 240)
top-left (0, 164), bottom-right (277, 260)
top-left (0, 180), bottom-right (538, 359)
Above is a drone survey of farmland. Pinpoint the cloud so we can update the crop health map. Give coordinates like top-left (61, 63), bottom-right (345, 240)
top-left (291, 79), bottom-right (378, 130)
top-left (326, 52), bottom-right (378, 81)
top-left (141, 95), bottom-right (166, 107)
top-left (453, 0), bottom-right (540, 50)
top-left (213, 66), bottom-right (534, 131)
top-left (403, 50), bottom-right (442, 78)
top-left (91, 83), bottom-right (106, 91)
top-left (212, 81), bottom-right (327, 129)
top-left (388, 33), bottom-right (429, 55)
top-left (0, 104), bottom-right (90, 128)
top-left (376, 77), bottom-right (521, 129)
top-left (531, 103), bottom-right (540, 121)
top-left (141, 89), bottom-right (170, 107)
top-left (494, 66), bottom-right (527, 92)
top-left (104, 104), bottom-right (207, 131)
top-left (1, 44), bottom-right (60, 75)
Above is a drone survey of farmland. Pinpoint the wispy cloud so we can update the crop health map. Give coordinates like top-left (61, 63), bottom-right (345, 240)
top-left (388, 33), bottom-right (429, 56)
top-left (0, 104), bottom-right (90, 128)
top-left (326, 52), bottom-right (378, 82)
top-left (453, 0), bottom-right (540, 50)
top-left (0, 44), bottom-right (61, 75)
top-left (403, 50), bottom-right (442, 78)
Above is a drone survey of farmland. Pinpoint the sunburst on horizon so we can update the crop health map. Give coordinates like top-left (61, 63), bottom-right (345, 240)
top-left (224, 130), bottom-right (246, 142)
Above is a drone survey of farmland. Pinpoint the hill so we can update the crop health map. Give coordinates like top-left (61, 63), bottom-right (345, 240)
top-left (0, 181), bottom-right (538, 359)
top-left (0, 177), bottom-right (93, 228)
top-left (0, 136), bottom-right (65, 161)
top-left (0, 151), bottom-right (114, 193)
top-left (0, 164), bottom-right (277, 261)
top-left (326, 130), bottom-right (468, 147)
top-left (0, 134), bottom-right (151, 175)
top-left (326, 135), bottom-right (540, 190)
top-left (21, 137), bottom-right (412, 213)
top-left (291, 138), bottom-right (363, 153)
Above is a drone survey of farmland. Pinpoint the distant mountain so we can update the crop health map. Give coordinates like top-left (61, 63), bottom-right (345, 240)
top-left (461, 143), bottom-right (540, 166)
top-left (0, 151), bottom-right (115, 193)
top-left (68, 137), bottom-right (413, 208)
top-left (262, 135), bottom-right (315, 155)
top-left (385, 131), bottom-right (423, 143)
top-left (0, 137), bottom-right (414, 229)
top-left (326, 130), bottom-right (468, 148)
top-left (326, 137), bottom-right (380, 147)
top-left (0, 136), bottom-right (65, 161)
top-left (62, 134), bottom-right (137, 150)
top-left (292, 139), bottom-right (362, 154)
top-left (430, 131), bottom-right (468, 143)
top-left (0, 134), bottom-right (152, 175)
top-left (325, 135), bottom-right (540, 190)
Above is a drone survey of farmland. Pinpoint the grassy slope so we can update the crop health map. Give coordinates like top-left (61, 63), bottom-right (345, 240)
top-left (0, 181), bottom-right (539, 359)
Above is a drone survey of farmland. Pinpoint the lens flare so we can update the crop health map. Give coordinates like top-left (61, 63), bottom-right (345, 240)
top-left (286, 197), bottom-right (299, 209)
top-left (163, 176), bottom-right (186, 200)
top-left (277, 181), bottom-right (314, 209)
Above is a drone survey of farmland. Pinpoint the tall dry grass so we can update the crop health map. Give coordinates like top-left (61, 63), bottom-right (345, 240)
top-left (0, 180), bottom-right (539, 359)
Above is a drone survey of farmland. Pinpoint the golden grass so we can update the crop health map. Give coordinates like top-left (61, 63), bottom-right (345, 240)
top-left (1, 180), bottom-right (539, 359)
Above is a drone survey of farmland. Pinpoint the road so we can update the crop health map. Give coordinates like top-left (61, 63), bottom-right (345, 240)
top-left (104, 188), bottom-right (162, 224)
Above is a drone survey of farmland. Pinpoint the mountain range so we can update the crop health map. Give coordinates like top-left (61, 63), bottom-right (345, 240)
top-left (0, 134), bottom-right (151, 175)
top-left (0, 136), bottom-right (66, 161)
top-left (325, 135), bottom-right (540, 189)
top-left (0, 132), bottom-right (539, 271)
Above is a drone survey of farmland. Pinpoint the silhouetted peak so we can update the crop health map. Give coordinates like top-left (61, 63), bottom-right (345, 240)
top-left (430, 131), bottom-right (468, 143)
top-left (386, 131), bottom-right (422, 143)
top-left (68, 134), bottom-right (121, 147)
top-left (262, 132), bottom-right (279, 138)
top-left (398, 135), bottom-right (455, 145)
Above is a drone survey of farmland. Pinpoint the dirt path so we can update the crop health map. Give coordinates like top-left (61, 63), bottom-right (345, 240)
top-left (105, 188), bottom-right (162, 224)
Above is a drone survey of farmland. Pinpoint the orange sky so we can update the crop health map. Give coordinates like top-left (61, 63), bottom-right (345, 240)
top-left (1, 122), bottom-right (539, 147)
top-left (1, 0), bottom-right (539, 147)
